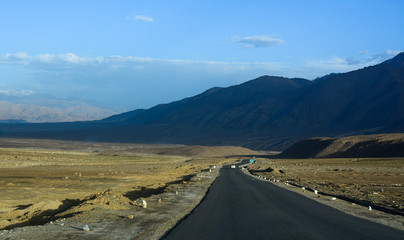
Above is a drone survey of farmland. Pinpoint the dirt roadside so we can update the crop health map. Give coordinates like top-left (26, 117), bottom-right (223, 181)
top-left (0, 165), bottom-right (221, 240)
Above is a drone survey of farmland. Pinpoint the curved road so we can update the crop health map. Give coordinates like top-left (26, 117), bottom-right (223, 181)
top-left (163, 163), bottom-right (404, 240)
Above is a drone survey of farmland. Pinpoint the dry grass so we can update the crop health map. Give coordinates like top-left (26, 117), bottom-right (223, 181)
top-left (247, 157), bottom-right (404, 214)
top-left (0, 141), bottom-right (240, 230)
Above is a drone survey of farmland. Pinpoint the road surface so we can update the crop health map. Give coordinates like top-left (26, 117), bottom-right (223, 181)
top-left (163, 163), bottom-right (404, 240)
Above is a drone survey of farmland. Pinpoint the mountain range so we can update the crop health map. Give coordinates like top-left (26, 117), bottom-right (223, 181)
top-left (0, 94), bottom-right (115, 122)
top-left (1, 52), bottom-right (403, 150)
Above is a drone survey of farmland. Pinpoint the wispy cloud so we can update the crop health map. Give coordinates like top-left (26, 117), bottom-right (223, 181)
top-left (304, 50), bottom-right (402, 74)
top-left (0, 52), bottom-right (91, 65)
top-left (1, 50), bottom-right (400, 77)
top-left (385, 49), bottom-right (402, 56)
top-left (1, 52), bottom-right (32, 64)
top-left (134, 15), bottom-right (154, 23)
top-left (37, 53), bottom-right (85, 64)
top-left (0, 52), bottom-right (249, 69)
top-left (0, 52), bottom-right (300, 78)
top-left (305, 56), bottom-right (365, 73)
top-left (0, 89), bottom-right (35, 97)
top-left (233, 35), bottom-right (284, 48)
top-left (1, 50), bottom-right (400, 80)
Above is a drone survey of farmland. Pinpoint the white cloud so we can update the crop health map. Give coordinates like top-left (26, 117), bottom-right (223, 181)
top-left (1, 52), bottom-right (91, 65)
top-left (0, 52), bottom-right (32, 65)
top-left (304, 56), bottom-right (359, 72)
top-left (385, 49), bottom-right (402, 56)
top-left (37, 53), bottom-right (85, 64)
top-left (0, 52), bottom-right (242, 70)
top-left (1, 51), bottom-right (399, 81)
top-left (134, 15), bottom-right (154, 23)
top-left (0, 89), bottom-right (35, 97)
top-left (303, 49), bottom-right (402, 74)
top-left (234, 35), bottom-right (284, 48)
top-left (59, 53), bottom-right (81, 63)
top-left (1, 50), bottom-right (399, 78)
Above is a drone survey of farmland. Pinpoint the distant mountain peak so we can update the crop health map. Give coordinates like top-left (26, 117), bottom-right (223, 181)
top-left (239, 75), bottom-right (312, 89)
top-left (245, 75), bottom-right (289, 83)
top-left (313, 73), bottom-right (338, 82)
top-left (383, 52), bottom-right (404, 67)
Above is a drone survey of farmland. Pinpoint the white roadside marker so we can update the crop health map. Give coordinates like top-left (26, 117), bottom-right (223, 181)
top-left (83, 224), bottom-right (90, 232)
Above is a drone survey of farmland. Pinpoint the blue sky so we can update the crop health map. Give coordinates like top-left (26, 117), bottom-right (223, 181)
top-left (0, 0), bottom-right (403, 111)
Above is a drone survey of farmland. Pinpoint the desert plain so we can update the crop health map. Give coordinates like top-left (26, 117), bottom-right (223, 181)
top-left (0, 138), bottom-right (257, 239)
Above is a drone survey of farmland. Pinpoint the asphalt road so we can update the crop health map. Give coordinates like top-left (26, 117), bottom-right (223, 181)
top-left (163, 163), bottom-right (404, 240)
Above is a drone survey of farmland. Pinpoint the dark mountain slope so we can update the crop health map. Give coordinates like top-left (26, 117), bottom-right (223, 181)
top-left (273, 52), bottom-right (404, 136)
top-left (121, 76), bottom-right (311, 130)
top-left (102, 109), bottom-right (146, 122)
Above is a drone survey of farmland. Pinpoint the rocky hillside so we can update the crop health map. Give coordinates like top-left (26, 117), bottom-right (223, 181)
top-left (278, 133), bottom-right (404, 158)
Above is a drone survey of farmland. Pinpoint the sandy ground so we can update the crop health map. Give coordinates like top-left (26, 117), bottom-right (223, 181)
top-left (1, 167), bottom-right (221, 240)
top-left (0, 138), bottom-right (244, 239)
top-left (243, 158), bottom-right (404, 231)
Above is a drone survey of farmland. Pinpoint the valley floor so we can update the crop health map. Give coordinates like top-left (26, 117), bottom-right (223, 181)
top-left (1, 138), bottom-right (403, 239)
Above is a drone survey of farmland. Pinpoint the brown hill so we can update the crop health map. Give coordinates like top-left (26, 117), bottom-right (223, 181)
top-left (278, 133), bottom-right (404, 158)
top-left (153, 145), bottom-right (261, 157)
